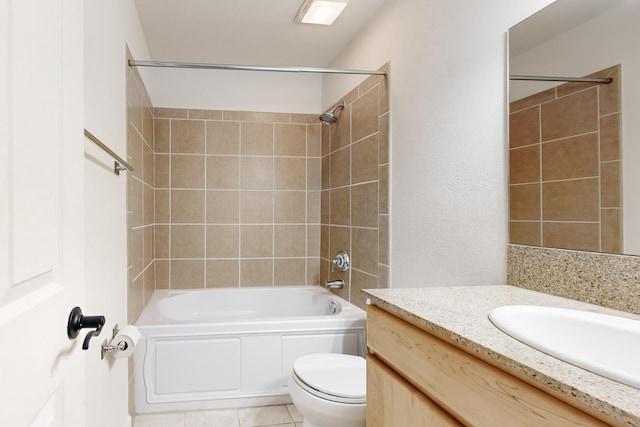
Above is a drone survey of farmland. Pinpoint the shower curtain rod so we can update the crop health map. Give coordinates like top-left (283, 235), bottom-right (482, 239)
top-left (128, 60), bottom-right (386, 76)
top-left (510, 74), bottom-right (612, 84)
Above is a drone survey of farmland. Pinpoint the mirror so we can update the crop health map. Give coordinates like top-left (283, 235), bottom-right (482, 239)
top-left (508, 0), bottom-right (640, 256)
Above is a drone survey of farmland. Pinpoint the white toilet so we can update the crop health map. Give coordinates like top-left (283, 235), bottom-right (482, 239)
top-left (288, 353), bottom-right (366, 427)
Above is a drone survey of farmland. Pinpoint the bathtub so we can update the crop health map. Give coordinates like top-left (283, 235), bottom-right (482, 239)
top-left (134, 286), bottom-right (367, 413)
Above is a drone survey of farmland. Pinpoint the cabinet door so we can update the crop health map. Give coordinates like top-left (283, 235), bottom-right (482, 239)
top-left (367, 354), bottom-right (462, 427)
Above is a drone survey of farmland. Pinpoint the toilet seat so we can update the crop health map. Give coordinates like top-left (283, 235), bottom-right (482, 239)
top-left (292, 353), bottom-right (366, 404)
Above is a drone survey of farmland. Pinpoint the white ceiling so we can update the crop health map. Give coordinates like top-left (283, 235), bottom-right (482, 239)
top-left (134, 0), bottom-right (388, 67)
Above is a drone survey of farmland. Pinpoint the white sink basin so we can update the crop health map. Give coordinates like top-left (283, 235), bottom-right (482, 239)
top-left (489, 305), bottom-right (640, 389)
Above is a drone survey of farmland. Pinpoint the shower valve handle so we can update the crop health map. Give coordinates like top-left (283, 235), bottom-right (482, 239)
top-left (331, 250), bottom-right (350, 273)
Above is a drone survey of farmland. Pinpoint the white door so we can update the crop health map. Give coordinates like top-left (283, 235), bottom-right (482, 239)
top-left (0, 0), bottom-right (85, 425)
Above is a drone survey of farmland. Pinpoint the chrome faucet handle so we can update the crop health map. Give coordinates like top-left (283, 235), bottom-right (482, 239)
top-left (325, 279), bottom-right (345, 289)
top-left (331, 250), bottom-right (350, 272)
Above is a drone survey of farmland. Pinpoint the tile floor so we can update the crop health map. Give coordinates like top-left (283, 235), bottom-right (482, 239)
top-left (133, 404), bottom-right (303, 427)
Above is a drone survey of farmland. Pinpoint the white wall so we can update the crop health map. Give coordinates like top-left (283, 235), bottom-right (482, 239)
top-left (83, 1), bottom-right (150, 426)
top-left (510, 1), bottom-right (640, 255)
top-left (142, 66), bottom-right (322, 113)
top-left (323, 0), bottom-right (553, 288)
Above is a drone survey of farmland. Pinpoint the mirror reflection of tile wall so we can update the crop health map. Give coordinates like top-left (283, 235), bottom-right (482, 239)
top-left (509, 65), bottom-right (622, 253)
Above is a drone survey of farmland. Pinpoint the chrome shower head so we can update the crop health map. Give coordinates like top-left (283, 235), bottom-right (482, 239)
top-left (319, 101), bottom-right (346, 125)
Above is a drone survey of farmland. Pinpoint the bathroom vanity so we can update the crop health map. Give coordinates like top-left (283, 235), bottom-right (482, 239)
top-left (363, 286), bottom-right (640, 427)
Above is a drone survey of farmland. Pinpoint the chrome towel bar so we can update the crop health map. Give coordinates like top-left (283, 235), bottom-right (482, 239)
top-left (84, 128), bottom-right (134, 175)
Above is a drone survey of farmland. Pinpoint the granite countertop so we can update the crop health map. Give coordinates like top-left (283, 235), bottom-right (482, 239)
top-left (362, 285), bottom-right (640, 427)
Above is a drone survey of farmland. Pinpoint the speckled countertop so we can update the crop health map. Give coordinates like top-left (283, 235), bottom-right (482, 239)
top-left (362, 285), bottom-right (640, 427)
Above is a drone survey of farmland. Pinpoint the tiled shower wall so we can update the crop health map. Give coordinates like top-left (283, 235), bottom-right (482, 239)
top-left (509, 65), bottom-right (622, 253)
top-left (320, 64), bottom-right (390, 310)
top-left (152, 109), bottom-right (322, 288)
top-left (126, 52), bottom-right (155, 416)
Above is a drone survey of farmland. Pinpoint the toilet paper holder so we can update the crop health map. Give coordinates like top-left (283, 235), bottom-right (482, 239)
top-left (101, 324), bottom-right (125, 360)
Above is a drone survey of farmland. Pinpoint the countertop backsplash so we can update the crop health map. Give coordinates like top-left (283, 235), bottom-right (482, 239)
top-left (507, 244), bottom-right (640, 315)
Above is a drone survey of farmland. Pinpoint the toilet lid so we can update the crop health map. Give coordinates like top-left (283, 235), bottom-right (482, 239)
top-left (293, 353), bottom-right (366, 403)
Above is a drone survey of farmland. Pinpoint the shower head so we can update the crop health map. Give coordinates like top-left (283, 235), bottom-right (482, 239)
top-left (319, 101), bottom-right (346, 125)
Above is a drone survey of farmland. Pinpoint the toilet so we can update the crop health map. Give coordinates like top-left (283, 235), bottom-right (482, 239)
top-left (288, 353), bottom-right (366, 427)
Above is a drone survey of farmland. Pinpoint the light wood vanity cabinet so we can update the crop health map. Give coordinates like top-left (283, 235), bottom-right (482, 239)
top-left (366, 305), bottom-right (612, 427)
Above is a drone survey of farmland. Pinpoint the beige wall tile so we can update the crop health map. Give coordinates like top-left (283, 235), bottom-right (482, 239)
top-left (329, 105), bottom-right (350, 152)
top-left (171, 190), bottom-right (205, 223)
top-left (601, 161), bottom-right (621, 208)
top-left (275, 124), bottom-right (306, 156)
top-left (321, 155), bottom-right (330, 190)
top-left (143, 262), bottom-right (155, 306)
top-left (188, 109), bottom-right (222, 120)
top-left (307, 158), bottom-right (321, 191)
top-left (379, 113), bottom-right (390, 165)
top-left (320, 225), bottom-right (330, 260)
top-left (206, 225), bottom-right (239, 258)
top-left (171, 120), bottom-right (205, 154)
top-left (509, 106), bottom-right (540, 148)
top-left (241, 122), bottom-right (273, 155)
top-left (322, 124), bottom-right (330, 156)
top-left (378, 264), bottom-right (389, 288)
top-left (127, 175), bottom-right (143, 228)
top-left (543, 178), bottom-right (599, 221)
top-left (307, 258), bottom-right (320, 286)
top-left (352, 88), bottom-right (379, 142)
top-left (143, 225), bottom-right (154, 267)
top-left (307, 225), bottom-right (320, 257)
top-left (154, 119), bottom-right (170, 153)
top-left (154, 225), bottom-right (170, 259)
top-left (171, 154), bottom-right (205, 188)
top-left (351, 269), bottom-right (377, 310)
top-left (330, 187), bottom-right (350, 226)
top-left (509, 221), bottom-right (541, 246)
top-left (206, 259), bottom-right (239, 288)
top-left (241, 191), bottom-right (274, 224)
top-left (542, 133), bottom-right (598, 181)
top-left (207, 156), bottom-right (240, 189)
top-left (274, 157), bottom-right (306, 190)
top-left (274, 191), bottom-right (305, 223)
top-left (330, 148), bottom-right (350, 188)
top-left (274, 225), bottom-right (306, 257)
top-left (155, 260), bottom-right (169, 289)
top-left (352, 227), bottom-right (378, 275)
top-left (329, 226), bottom-right (350, 261)
top-left (601, 209), bottom-right (622, 253)
top-left (352, 182), bottom-right (378, 227)
top-left (154, 107), bottom-right (187, 118)
top-left (291, 113), bottom-right (317, 124)
top-left (256, 112), bottom-right (289, 122)
top-left (320, 189), bottom-right (330, 224)
top-left (171, 260), bottom-right (204, 289)
top-left (307, 125), bottom-right (322, 157)
top-left (351, 134), bottom-right (379, 184)
top-left (128, 274), bottom-right (143, 325)
top-left (143, 142), bottom-right (154, 187)
top-left (129, 227), bottom-right (143, 278)
top-left (240, 259), bottom-right (273, 287)
top-left (543, 222), bottom-right (600, 252)
top-left (206, 190), bottom-right (239, 224)
top-left (307, 191), bottom-right (320, 224)
top-left (379, 215), bottom-right (389, 265)
top-left (128, 123), bottom-right (143, 180)
top-left (600, 114), bottom-right (621, 161)
top-left (274, 258), bottom-right (306, 286)
top-left (171, 225), bottom-right (205, 258)
top-left (598, 66), bottom-right (621, 116)
top-left (223, 110), bottom-right (257, 121)
top-left (241, 225), bottom-right (273, 257)
top-left (154, 154), bottom-right (169, 188)
top-left (241, 157), bottom-right (273, 190)
top-left (379, 164), bottom-right (389, 215)
top-left (541, 88), bottom-right (598, 141)
top-left (510, 145), bottom-right (539, 184)
top-left (206, 121), bottom-right (240, 155)
top-left (509, 184), bottom-right (540, 221)
top-left (155, 189), bottom-right (169, 223)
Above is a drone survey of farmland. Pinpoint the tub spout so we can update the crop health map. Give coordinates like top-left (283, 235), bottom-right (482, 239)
top-left (325, 279), bottom-right (344, 289)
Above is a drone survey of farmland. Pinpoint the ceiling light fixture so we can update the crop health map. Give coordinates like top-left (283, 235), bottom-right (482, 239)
top-left (294, 0), bottom-right (348, 26)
